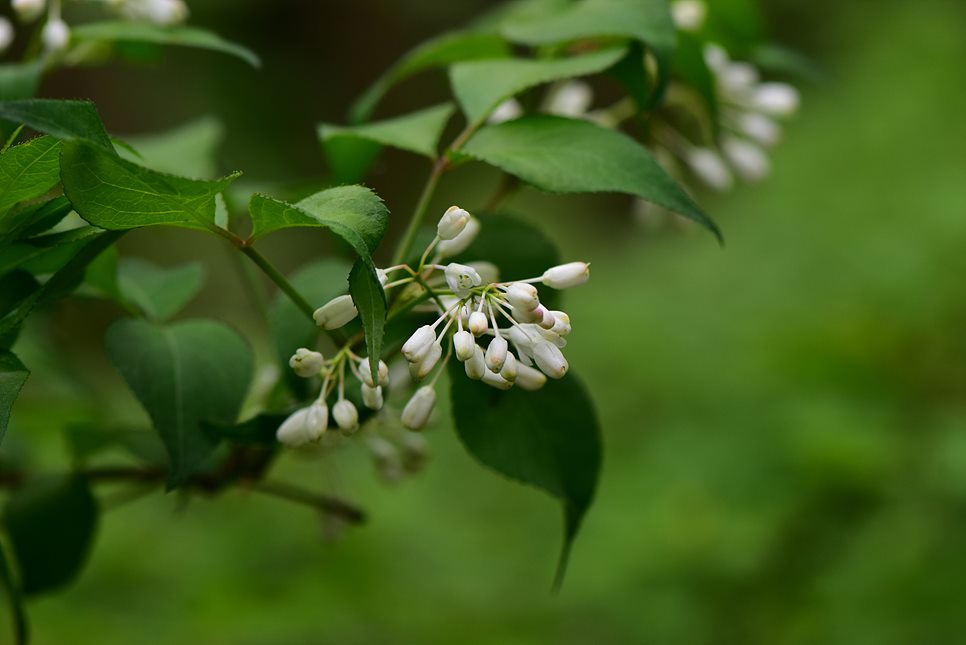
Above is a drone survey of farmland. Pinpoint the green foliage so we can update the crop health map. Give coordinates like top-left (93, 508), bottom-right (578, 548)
top-left (104, 319), bottom-right (254, 486)
top-left (0, 100), bottom-right (113, 152)
top-left (0, 538), bottom-right (27, 645)
top-left (1, 196), bottom-right (73, 241)
top-left (116, 259), bottom-right (205, 321)
top-left (0, 351), bottom-right (29, 443)
top-left (0, 63), bottom-right (43, 102)
top-left (120, 117), bottom-right (225, 178)
top-left (461, 115), bottom-right (721, 240)
top-left (348, 260), bottom-right (387, 381)
top-left (0, 137), bottom-right (62, 232)
top-left (1, 475), bottom-right (98, 595)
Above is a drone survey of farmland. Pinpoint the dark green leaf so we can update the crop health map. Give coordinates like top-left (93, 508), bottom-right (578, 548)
top-left (119, 116), bottom-right (225, 178)
top-left (0, 272), bottom-right (38, 348)
top-left (348, 259), bottom-right (387, 381)
top-left (460, 115), bottom-right (721, 240)
top-left (0, 137), bottom-right (62, 228)
top-left (117, 258), bottom-right (205, 321)
top-left (0, 351), bottom-right (29, 444)
top-left (64, 423), bottom-right (168, 467)
top-left (60, 140), bottom-right (239, 232)
top-left (0, 538), bottom-right (28, 645)
top-left (2, 475), bottom-right (98, 595)
top-left (448, 367), bottom-right (601, 588)
top-left (105, 318), bottom-right (253, 486)
top-left (2, 195), bottom-right (73, 241)
top-left (449, 47), bottom-right (626, 127)
top-left (0, 100), bottom-right (113, 152)
top-left (71, 22), bottom-right (261, 68)
top-left (0, 227), bottom-right (100, 278)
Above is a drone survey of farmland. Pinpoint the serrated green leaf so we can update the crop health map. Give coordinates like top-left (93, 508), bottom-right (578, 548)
top-left (0, 537), bottom-right (28, 645)
top-left (0, 227), bottom-right (100, 278)
top-left (120, 116), bottom-right (225, 179)
top-left (449, 47), bottom-right (626, 127)
top-left (0, 100), bottom-right (113, 152)
top-left (0, 351), bottom-right (29, 444)
top-left (0, 137), bottom-right (62, 228)
top-left (2, 475), bottom-right (98, 595)
top-left (117, 258), bottom-right (205, 321)
top-left (460, 115), bottom-right (721, 240)
top-left (60, 140), bottom-right (239, 232)
top-left (71, 22), bottom-right (261, 68)
top-left (348, 259), bottom-right (387, 381)
top-left (448, 368), bottom-right (601, 588)
top-left (350, 32), bottom-right (511, 123)
top-left (1, 195), bottom-right (73, 242)
top-left (105, 318), bottom-right (253, 487)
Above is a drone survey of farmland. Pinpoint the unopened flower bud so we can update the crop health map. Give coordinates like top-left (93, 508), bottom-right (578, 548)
top-left (410, 341), bottom-right (442, 380)
top-left (41, 17), bottom-right (69, 52)
top-left (468, 311), bottom-right (488, 336)
top-left (376, 268), bottom-right (389, 286)
top-left (358, 358), bottom-right (389, 387)
top-left (542, 262), bottom-right (590, 289)
top-left (752, 82), bottom-right (800, 117)
top-left (545, 80), bottom-right (593, 118)
top-left (444, 262), bottom-right (482, 298)
top-left (508, 325), bottom-right (536, 351)
top-left (485, 335), bottom-right (508, 372)
top-left (506, 282), bottom-right (539, 311)
top-left (482, 369), bottom-right (513, 390)
top-left (453, 330), bottom-right (476, 362)
top-left (538, 308), bottom-right (556, 330)
top-left (738, 112), bottom-right (781, 147)
top-left (500, 352), bottom-right (518, 382)
top-left (672, 0), bottom-right (707, 32)
top-left (515, 363), bottom-right (547, 391)
top-left (464, 345), bottom-right (486, 379)
top-left (488, 98), bottom-right (523, 124)
top-left (0, 18), bottom-right (14, 53)
top-left (12, 0), bottom-right (44, 22)
top-left (402, 385), bottom-right (436, 431)
top-left (722, 136), bottom-right (770, 181)
top-left (402, 325), bottom-right (436, 362)
top-left (533, 341), bottom-right (569, 379)
top-left (145, 0), bottom-right (189, 26)
top-left (361, 384), bottom-right (383, 410)
top-left (276, 408), bottom-right (312, 446)
top-left (333, 399), bottom-right (359, 434)
top-left (289, 348), bottom-right (324, 378)
top-left (306, 403), bottom-right (329, 440)
top-left (437, 206), bottom-right (471, 240)
top-left (550, 311), bottom-right (571, 336)
top-left (684, 147), bottom-right (733, 191)
top-left (313, 295), bottom-right (358, 329)
top-left (437, 216), bottom-right (480, 257)
top-left (512, 305), bottom-right (544, 324)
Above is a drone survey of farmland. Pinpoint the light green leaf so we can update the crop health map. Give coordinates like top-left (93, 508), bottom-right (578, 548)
top-left (0, 351), bottom-right (29, 444)
top-left (105, 318), bottom-right (253, 487)
top-left (117, 258), bottom-right (205, 321)
top-left (0, 100), bottom-right (113, 152)
top-left (449, 47), bottom-right (626, 127)
top-left (460, 115), bottom-right (721, 240)
top-left (448, 368), bottom-right (601, 589)
top-left (71, 22), bottom-right (261, 68)
top-left (0, 538), bottom-right (28, 645)
top-left (60, 140), bottom-right (239, 232)
top-left (1, 475), bottom-right (98, 595)
top-left (120, 116), bottom-right (225, 178)
top-left (348, 259), bottom-right (387, 381)
top-left (0, 137), bottom-right (62, 232)
top-left (350, 32), bottom-right (511, 123)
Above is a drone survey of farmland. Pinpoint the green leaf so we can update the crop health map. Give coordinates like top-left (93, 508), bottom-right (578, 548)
top-left (117, 258), bottom-right (205, 321)
top-left (0, 62), bottom-right (43, 102)
top-left (120, 116), bottom-right (225, 178)
top-left (0, 538), bottom-right (28, 645)
top-left (248, 185), bottom-right (388, 255)
top-left (2, 195), bottom-right (73, 242)
top-left (0, 227), bottom-right (100, 278)
top-left (0, 272), bottom-right (38, 348)
top-left (449, 47), bottom-right (626, 127)
top-left (448, 368), bottom-right (601, 588)
top-left (0, 137), bottom-right (62, 228)
top-left (0, 351), bottom-right (29, 444)
top-left (105, 318), bottom-right (253, 487)
top-left (0, 100), bottom-right (113, 152)
top-left (60, 140), bottom-right (239, 232)
top-left (64, 423), bottom-right (169, 467)
top-left (350, 32), bottom-right (511, 123)
top-left (71, 22), bottom-right (261, 68)
top-left (460, 115), bottom-right (721, 240)
top-left (2, 475), bottom-right (99, 595)
top-left (348, 259), bottom-right (387, 381)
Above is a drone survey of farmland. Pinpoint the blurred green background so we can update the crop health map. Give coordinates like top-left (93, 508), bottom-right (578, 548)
top-left (6, 0), bottom-right (966, 642)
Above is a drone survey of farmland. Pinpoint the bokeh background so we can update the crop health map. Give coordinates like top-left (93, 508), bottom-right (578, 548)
top-left (6, 0), bottom-right (966, 642)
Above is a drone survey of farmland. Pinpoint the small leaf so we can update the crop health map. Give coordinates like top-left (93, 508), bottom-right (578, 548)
top-left (0, 351), bottom-right (29, 444)
top-left (2, 475), bottom-right (99, 595)
top-left (448, 367), bottom-right (601, 588)
top-left (350, 32), bottom-right (511, 123)
top-left (120, 116), bottom-right (225, 178)
top-left (117, 258), bottom-right (205, 321)
top-left (449, 47), bottom-right (627, 127)
top-left (71, 22), bottom-right (261, 68)
top-left (105, 318), bottom-right (253, 486)
top-left (0, 538), bottom-right (28, 645)
top-left (348, 259), bottom-right (387, 381)
top-left (60, 140), bottom-right (239, 232)
top-left (0, 100), bottom-right (113, 152)
top-left (0, 137), bottom-right (62, 227)
top-left (460, 115), bottom-right (721, 240)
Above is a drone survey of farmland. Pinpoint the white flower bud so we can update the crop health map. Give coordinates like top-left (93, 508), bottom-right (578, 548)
top-left (453, 330), bottom-right (476, 362)
top-left (505, 282), bottom-right (539, 311)
top-left (550, 311), bottom-right (571, 336)
top-left (545, 80), bottom-right (593, 118)
top-left (444, 262), bottom-right (482, 298)
top-left (313, 294), bottom-right (358, 329)
top-left (376, 268), bottom-right (389, 286)
top-left (361, 384), bottom-right (383, 410)
top-left (485, 335), bottom-right (508, 372)
top-left (684, 147), bottom-right (733, 191)
top-left (0, 18), bottom-right (14, 53)
top-left (409, 341), bottom-right (442, 380)
top-left (144, 0), bottom-right (189, 26)
top-left (437, 216), bottom-right (480, 258)
top-left (289, 348), bottom-right (324, 378)
top-left (500, 352), bottom-right (518, 382)
top-left (481, 369), bottom-right (513, 390)
top-left (333, 399), bottom-right (359, 434)
top-left (12, 0), bottom-right (44, 22)
top-left (508, 325), bottom-right (536, 352)
top-left (542, 262), bottom-right (590, 289)
top-left (41, 17), bottom-right (69, 52)
top-left (512, 305), bottom-right (543, 324)
top-left (538, 308), bottom-right (556, 330)
top-left (468, 311), bottom-right (488, 336)
top-left (737, 112), bottom-right (781, 148)
top-left (466, 261), bottom-right (499, 284)
top-left (752, 82), bottom-right (800, 117)
top-left (720, 62), bottom-right (759, 91)
top-left (703, 43), bottom-right (729, 73)
top-left (672, 0), bottom-right (707, 32)
top-left (437, 206), bottom-right (471, 241)
top-left (276, 408), bottom-right (312, 447)
top-left (306, 403), bottom-right (329, 440)
top-left (532, 341), bottom-right (569, 379)
top-left (402, 385), bottom-right (436, 431)
top-left (515, 363), bottom-right (547, 391)
top-left (401, 325), bottom-right (436, 362)
top-left (358, 358), bottom-right (388, 387)
top-left (722, 136), bottom-right (770, 182)
top-left (464, 344), bottom-right (486, 380)
top-left (488, 98), bottom-right (523, 124)
top-left (536, 325), bottom-right (567, 348)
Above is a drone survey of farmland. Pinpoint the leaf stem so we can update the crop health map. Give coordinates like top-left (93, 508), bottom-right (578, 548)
top-left (392, 157), bottom-right (446, 266)
top-left (238, 245), bottom-right (316, 320)
top-left (250, 480), bottom-right (366, 524)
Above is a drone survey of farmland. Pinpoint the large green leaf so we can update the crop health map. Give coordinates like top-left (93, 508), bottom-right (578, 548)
top-left (0, 137), bottom-right (61, 227)
top-left (460, 115), bottom-right (721, 240)
top-left (350, 32), bottom-right (511, 123)
top-left (60, 140), bottom-right (239, 232)
top-left (116, 258), bottom-right (205, 321)
top-left (105, 318), bottom-right (253, 486)
top-left (448, 368), bottom-right (601, 587)
top-left (71, 22), bottom-right (261, 68)
top-left (0, 538), bottom-right (28, 644)
top-left (1, 475), bottom-right (98, 595)
top-left (449, 47), bottom-right (626, 127)
top-left (0, 351), bottom-right (29, 444)
top-left (0, 100), bottom-right (113, 152)
top-left (348, 259), bottom-right (387, 381)
top-left (120, 116), bottom-right (224, 178)
top-left (0, 227), bottom-right (99, 280)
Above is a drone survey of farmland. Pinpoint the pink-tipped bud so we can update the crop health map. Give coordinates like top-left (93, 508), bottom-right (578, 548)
top-left (454, 330), bottom-right (476, 362)
top-left (485, 335), bottom-right (508, 372)
top-left (468, 311), bottom-right (488, 336)
top-left (538, 308), bottom-right (556, 330)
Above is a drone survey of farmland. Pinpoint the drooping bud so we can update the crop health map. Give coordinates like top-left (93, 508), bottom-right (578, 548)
top-left (508, 325), bottom-right (536, 352)
top-left (437, 216), bottom-right (481, 258)
top-left (358, 358), bottom-right (389, 387)
top-left (722, 136), bottom-right (770, 182)
top-left (401, 325), bottom-right (436, 362)
top-left (505, 282), bottom-right (539, 311)
top-left (409, 342), bottom-right (442, 380)
top-left (545, 80), bottom-right (594, 118)
top-left (437, 206), bottom-right (471, 240)
top-left (464, 345), bottom-right (486, 380)
top-left (684, 148), bottom-right (733, 191)
top-left (468, 311), bottom-right (488, 336)
top-left (550, 311), bottom-right (572, 336)
top-left (720, 62), bottom-right (759, 91)
top-left (333, 399), bottom-right (359, 434)
top-left (376, 268), bottom-right (389, 286)
top-left (752, 82), bottom-right (800, 117)
top-left (0, 18), bottom-right (14, 53)
top-left (289, 348), bottom-right (325, 378)
top-left (671, 0), bottom-right (707, 32)
top-left (481, 369), bottom-right (513, 390)
top-left (402, 385), bottom-right (436, 431)
top-left (485, 335), bottom-right (508, 372)
top-left (313, 295), bottom-right (358, 329)
top-left (361, 384), bottom-right (384, 410)
top-left (444, 262), bottom-right (482, 298)
top-left (488, 98), bottom-right (523, 124)
top-left (453, 330), bottom-right (476, 362)
top-left (515, 364), bottom-right (547, 391)
top-left (144, 0), bottom-right (189, 26)
top-left (500, 352), bottom-right (518, 382)
top-left (12, 0), bottom-right (45, 22)
top-left (542, 262), bottom-right (590, 289)
top-left (532, 341), bottom-right (569, 379)
top-left (41, 17), bottom-right (70, 52)
top-left (538, 308), bottom-right (556, 330)
top-left (512, 305), bottom-right (544, 324)
top-left (737, 112), bottom-right (781, 148)
top-left (276, 408), bottom-right (312, 447)
top-left (306, 403), bottom-right (329, 441)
